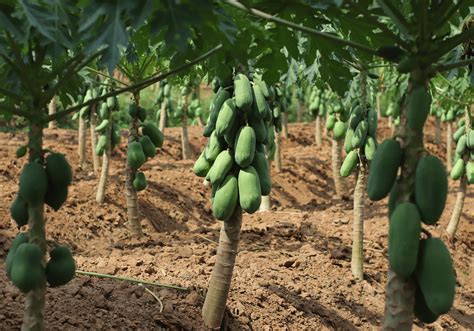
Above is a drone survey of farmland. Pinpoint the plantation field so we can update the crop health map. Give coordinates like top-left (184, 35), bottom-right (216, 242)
top-left (1, 121), bottom-right (472, 330)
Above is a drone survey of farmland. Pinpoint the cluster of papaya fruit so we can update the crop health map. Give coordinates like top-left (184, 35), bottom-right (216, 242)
top-left (6, 232), bottom-right (76, 292)
top-left (11, 150), bottom-right (73, 226)
top-left (95, 91), bottom-right (121, 156)
top-left (127, 103), bottom-right (164, 191)
top-left (186, 90), bottom-right (202, 122)
top-left (265, 84), bottom-right (286, 159)
top-left (340, 100), bottom-right (378, 177)
top-left (367, 85), bottom-right (455, 323)
top-left (308, 87), bottom-right (327, 118)
top-left (193, 71), bottom-right (275, 220)
top-left (155, 79), bottom-right (173, 121)
top-left (450, 117), bottom-right (474, 182)
top-left (325, 96), bottom-right (350, 141)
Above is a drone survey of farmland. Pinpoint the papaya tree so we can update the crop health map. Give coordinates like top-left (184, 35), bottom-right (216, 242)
top-left (308, 86), bottom-right (327, 146)
top-left (227, 0), bottom-right (473, 328)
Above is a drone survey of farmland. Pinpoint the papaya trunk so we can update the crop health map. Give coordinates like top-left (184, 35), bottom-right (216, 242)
top-left (197, 117), bottom-right (204, 127)
top-left (90, 105), bottom-right (101, 175)
top-left (78, 116), bottom-right (87, 168)
top-left (315, 116), bottom-right (322, 146)
top-left (376, 91), bottom-right (382, 118)
top-left (159, 101), bottom-right (167, 133)
top-left (259, 159), bottom-right (272, 212)
top-left (331, 139), bottom-right (347, 197)
top-left (296, 105), bottom-right (303, 122)
top-left (434, 117), bottom-right (441, 144)
top-left (126, 93), bottom-right (143, 237)
top-left (181, 102), bottom-right (192, 160)
top-left (202, 207), bottom-right (242, 328)
top-left (95, 109), bottom-right (112, 204)
top-left (383, 270), bottom-right (415, 331)
top-left (282, 112), bottom-right (288, 139)
top-left (23, 121), bottom-right (47, 331)
top-left (446, 122), bottom-right (453, 171)
top-left (274, 132), bottom-right (282, 172)
top-left (446, 176), bottom-right (467, 238)
top-left (351, 164), bottom-right (366, 280)
top-left (47, 97), bottom-right (57, 129)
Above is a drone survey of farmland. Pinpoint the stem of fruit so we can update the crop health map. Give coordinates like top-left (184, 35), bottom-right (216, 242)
top-left (90, 104), bottom-right (101, 175)
top-left (126, 92), bottom-right (143, 237)
top-left (202, 206), bottom-right (242, 328)
top-left (23, 121), bottom-right (46, 331)
top-left (96, 105), bottom-right (112, 204)
top-left (383, 72), bottom-right (427, 330)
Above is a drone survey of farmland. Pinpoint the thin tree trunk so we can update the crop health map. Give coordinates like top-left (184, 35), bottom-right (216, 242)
top-left (282, 112), bottom-right (288, 139)
top-left (90, 104), bottom-right (101, 175)
top-left (446, 176), bottom-right (467, 238)
top-left (22, 122), bottom-right (46, 331)
top-left (383, 270), bottom-right (415, 331)
top-left (351, 164), bottom-right (366, 280)
top-left (446, 122), bottom-right (453, 171)
top-left (197, 117), bottom-right (204, 127)
top-left (202, 207), bottom-right (242, 328)
top-left (434, 117), bottom-right (441, 144)
top-left (95, 108), bottom-right (112, 204)
top-left (332, 139), bottom-right (347, 197)
top-left (181, 98), bottom-right (192, 160)
top-left (296, 105), bottom-right (303, 122)
top-left (78, 116), bottom-right (87, 168)
top-left (274, 132), bottom-right (282, 172)
top-left (315, 116), bottom-right (322, 146)
top-left (376, 92), bottom-right (382, 118)
top-left (388, 116), bottom-right (393, 129)
top-left (159, 101), bottom-right (167, 133)
top-left (48, 97), bottom-right (57, 129)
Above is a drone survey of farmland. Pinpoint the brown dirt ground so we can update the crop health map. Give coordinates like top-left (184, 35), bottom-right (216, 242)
top-left (0, 119), bottom-right (473, 330)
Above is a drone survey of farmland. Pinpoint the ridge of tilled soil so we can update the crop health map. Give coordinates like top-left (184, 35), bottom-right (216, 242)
top-left (0, 122), bottom-right (472, 330)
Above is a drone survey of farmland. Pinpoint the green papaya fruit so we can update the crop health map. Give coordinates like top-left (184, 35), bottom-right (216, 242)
top-left (389, 203), bottom-right (421, 278)
top-left (252, 151), bottom-right (271, 196)
top-left (415, 155), bottom-right (447, 225)
top-left (455, 135), bottom-right (466, 155)
top-left (19, 162), bottom-right (48, 207)
top-left (351, 120), bottom-right (368, 149)
top-left (127, 141), bottom-right (146, 170)
top-left (212, 174), bottom-right (238, 221)
top-left (224, 116), bottom-right (241, 147)
top-left (10, 195), bottom-right (29, 227)
top-left (388, 179), bottom-right (401, 217)
top-left (5, 232), bottom-right (29, 279)
top-left (368, 108), bottom-right (377, 137)
top-left (16, 146), bottom-right (27, 158)
top-left (45, 183), bottom-right (68, 211)
top-left (326, 115), bottom-right (337, 131)
top-left (333, 121), bottom-right (347, 141)
top-left (235, 126), bottom-right (256, 168)
top-left (137, 107), bottom-right (147, 122)
top-left (10, 243), bottom-right (45, 293)
top-left (45, 153), bottom-right (73, 188)
top-left (111, 124), bottom-right (121, 148)
top-left (349, 106), bottom-right (363, 130)
top-left (193, 152), bottom-right (212, 177)
top-left (203, 121), bottom-right (215, 138)
top-left (364, 136), bottom-right (377, 161)
top-left (215, 99), bottom-right (237, 136)
top-left (234, 74), bottom-right (253, 111)
top-left (252, 84), bottom-right (267, 118)
top-left (238, 166), bottom-right (261, 213)
top-left (128, 103), bottom-right (138, 118)
top-left (46, 246), bottom-right (76, 287)
top-left (163, 84), bottom-right (170, 97)
top-left (344, 129), bottom-right (355, 153)
top-left (415, 283), bottom-right (439, 324)
top-left (99, 102), bottom-right (108, 119)
top-left (208, 150), bottom-right (233, 186)
top-left (466, 130), bottom-right (474, 148)
top-left (249, 116), bottom-right (267, 144)
top-left (142, 123), bottom-right (164, 148)
top-left (209, 89), bottom-right (231, 124)
top-left (446, 109), bottom-right (454, 121)
top-left (407, 86), bottom-right (431, 131)
top-left (367, 139), bottom-right (402, 201)
top-left (95, 134), bottom-right (107, 156)
top-left (466, 161), bottom-right (474, 184)
top-left (340, 150), bottom-right (358, 177)
top-left (95, 119), bottom-right (109, 133)
top-left (415, 238), bottom-right (455, 315)
top-left (450, 158), bottom-right (465, 180)
top-left (139, 135), bottom-right (157, 158)
top-left (106, 96), bottom-right (115, 109)
top-left (205, 131), bottom-right (225, 162)
top-left (133, 172), bottom-right (147, 191)
top-left (254, 78), bottom-right (270, 98)
top-left (453, 125), bottom-right (465, 142)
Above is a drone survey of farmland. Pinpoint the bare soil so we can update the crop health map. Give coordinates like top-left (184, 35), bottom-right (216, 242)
top-left (0, 120), bottom-right (472, 330)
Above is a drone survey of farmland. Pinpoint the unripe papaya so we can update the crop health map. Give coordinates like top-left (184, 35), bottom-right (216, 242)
top-left (450, 158), bottom-right (465, 180)
top-left (234, 74), bottom-right (253, 111)
top-left (455, 135), bottom-right (466, 155)
top-left (139, 135), bottom-right (157, 158)
top-left (333, 121), bottom-right (347, 141)
top-left (163, 84), bottom-right (170, 97)
top-left (364, 136), bottom-right (377, 161)
top-left (137, 107), bottom-right (147, 122)
top-left (344, 129), bottom-right (354, 153)
top-left (5, 232), bottom-right (29, 279)
top-left (351, 120), bottom-right (368, 149)
top-left (388, 179), bottom-right (401, 217)
top-left (16, 146), bottom-right (27, 158)
top-left (326, 115), bottom-right (337, 131)
top-left (19, 162), bottom-right (48, 207)
top-left (10, 195), bottom-right (29, 227)
top-left (340, 150), bottom-right (358, 177)
top-left (238, 166), bottom-right (261, 213)
top-left (388, 203), bottom-right (421, 278)
top-left (235, 126), bottom-right (256, 168)
top-left (252, 84), bottom-right (267, 118)
top-left (466, 130), bottom-right (474, 148)
top-left (205, 131), bottom-right (224, 162)
top-left (95, 119), bottom-right (109, 132)
top-left (407, 86), bottom-right (431, 131)
top-left (45, 153), bottom-right (73, 188)
top-left (252, 151), bottom-right (271, 195)
top-left (46, 246), bottom-right (76, 287)
top-left (415, 238), bottom-right (455, 315)
top-left (10, 243), bottom-right (45, 293)
top-left (466, 161), bottom-right (474, 184)
top-left (95, 134), bottom-right (107, 156)
top-left (111, 124), bottom-right (121, 148)
top-left (415, 155), bottom-right (447, 225)
top-left (453, 125), bottom-right (465, 142)
top-left (368, 108), bottom-right (377, 137)
top-left (367, 139), bottom-right (402, 201)
top-left (99, 102), bottom-right (108, 119)
top-left (127, 141), bottom-right (146, 170)
top-left (349, 106), bottom-right (363, 130)
top-left (142, 123), bottom-right (164, 148)
top-left (133, 172), bottom-right (147, 191)
top-left (249, 116), bottom-right (267, 144)
top-left (208, 150), bottom-right (233, 186)
top-left (224, 117), bottom-right (241, 147)
top-left (414, 285), bottom-right (439, 324)
top-left (128, 103), bottom-right (138, 118)
top-left (45, 184), bottom-right (68, 211)
top-left (254, 78), bottom-right (270, 98)
top-left (215, 99), bottom-right (237, 136)
top-left (106, 96), bottom-right (116, 110)
top-left (209, 89), bottom-right (231, 124)
top-left (193, 152), bottom-right (212, 177)
top-left (212, 174), bottom-right (238, 220)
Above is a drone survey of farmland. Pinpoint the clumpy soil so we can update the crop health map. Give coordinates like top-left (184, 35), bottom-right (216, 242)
top-left (0, 121), bottom-right (472, 330)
